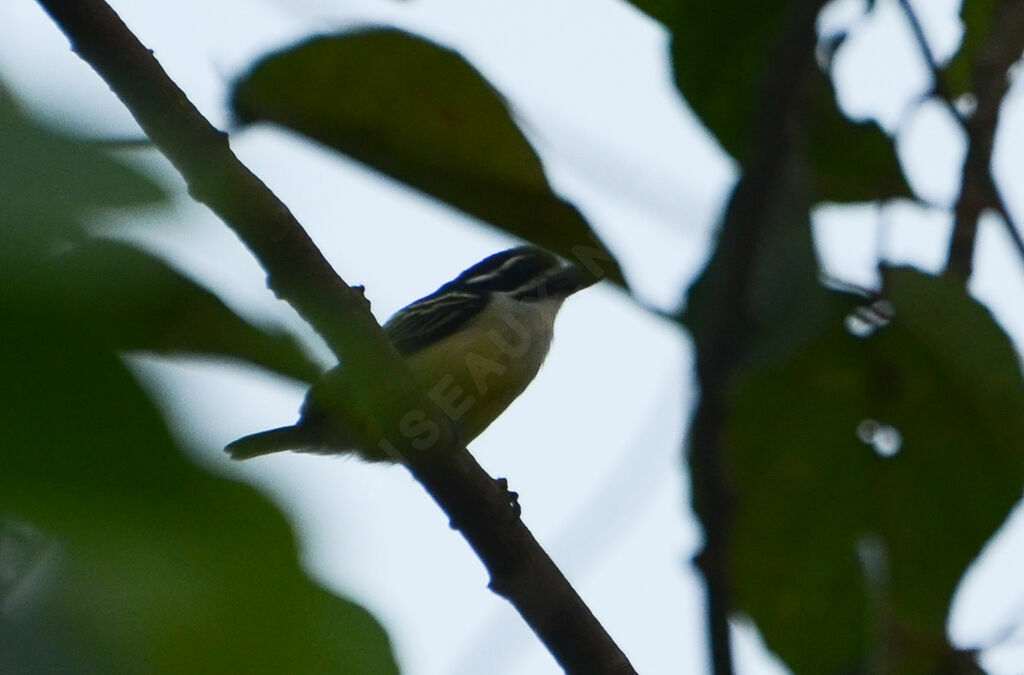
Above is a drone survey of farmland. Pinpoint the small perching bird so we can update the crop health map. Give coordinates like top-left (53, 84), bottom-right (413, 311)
top-left (226, 245), bottom-right (596, 462)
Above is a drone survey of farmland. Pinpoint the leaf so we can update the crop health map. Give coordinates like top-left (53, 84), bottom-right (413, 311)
top-left (684, 139), bottom-right (829, 374)
top-left (664, 0), bottom-right (798, 162)
top-left (944, 0), bottom-right (995, 96)
top-left (0, 314), bottom-right (398, 675)
top-left (806, 73), bottom-right (911, 202)
top-left (0, 85), bottom-right (165, 231)
top-left (629, 1), bottom-right (911, 202)
top-left (47, 239), bottom-right (321, 383)
top-left (2, 80), bottom-right (317, 384)
top-left (230, 28), bottom-right (623, 286)
top-left (0, 83), bottom-right (167, 288)
top-left (1, 81), bottom-right (397, 675)
top-left (728, 267), bottom-right (1024, 673)
top-left (624, 0), bottom-right (676, 25)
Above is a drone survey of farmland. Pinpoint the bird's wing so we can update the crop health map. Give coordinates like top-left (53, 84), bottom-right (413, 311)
top-left (384, 291), bottom-right (488, 357)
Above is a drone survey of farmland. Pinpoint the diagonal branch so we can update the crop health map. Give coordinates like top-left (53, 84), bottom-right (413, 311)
top-left (36, 1), bottom-right (635, 672)
top-left (945, 0), bottom-right (1024, 279)
top-left (990, 190), bottom-right (1024, 264)
top-left (895, 0), bottom-right (962, 122)
top-left (896, 0), bottom-right (1024, 279)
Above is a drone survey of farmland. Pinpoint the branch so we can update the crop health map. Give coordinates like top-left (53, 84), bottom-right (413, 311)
top-left (991, 189), bottom-right (1024, 265)
top-left (946, 0), bottom-right (1024, 279)
top-left (36, 1), bottom-right (635, 672)
top-left (897, 0), bottom-right (1024, 279)
top-left (895, 0), bottom-right (963, 123)
top-left (683, 2), bottom-right (827, 673)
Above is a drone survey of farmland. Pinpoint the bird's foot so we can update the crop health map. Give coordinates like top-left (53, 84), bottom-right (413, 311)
top-left (494, 477), bottom-right (521, 519)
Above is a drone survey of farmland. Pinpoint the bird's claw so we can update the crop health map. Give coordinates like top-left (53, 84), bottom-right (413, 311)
top-left (495, 477), bottom-right (521, 519)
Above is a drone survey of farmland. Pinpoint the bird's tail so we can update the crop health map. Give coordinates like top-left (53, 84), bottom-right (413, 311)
top-left (225, 425), bottom-right (313, 460)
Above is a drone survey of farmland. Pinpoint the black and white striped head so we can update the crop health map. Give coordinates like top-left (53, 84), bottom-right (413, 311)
top-left (443, 245), bottom-right (595, 301)
top-left (383, 246), bottom-right (595, 356)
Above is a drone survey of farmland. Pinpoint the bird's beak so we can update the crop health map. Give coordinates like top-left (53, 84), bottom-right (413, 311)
top-left (547, 263), bottom-right (600, 297)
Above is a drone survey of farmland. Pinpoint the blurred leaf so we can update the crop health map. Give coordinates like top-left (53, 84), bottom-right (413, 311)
top-left (630, 1), bottom-right (910, 202)
top-left (944, 0), bottom-right (995, 96)
top-left (625, 0), bottom-right (675, 25)
top-left (807, 73), bottom-right (911, 202)
top-left (0, 314), bottom-right (398, 675)
top-left (664, 0), bottom-right (797, 162)
top-left (0, 81), bottom-right (167, 297)
top-left (1, 80), bottom-right (398, 675)
top-left (0, 85), bottom-right (165, 234)
top-left (728, 267), bottom-right (1023, 673)
top-left (684, 136), bottom-right (828, 374)
top-left (47, 239), bottom-right (321, 383)
top-left (1, 79), bottom-right (317, 383)
top-left (231, 28), bottom-right (623, 286)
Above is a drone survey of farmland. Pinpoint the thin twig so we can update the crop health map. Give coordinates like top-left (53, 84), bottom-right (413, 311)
top-left (895, 0), bottom-right (964, 123)
top-left (896, 0), bottom-right (1024, 279)
top-left (946, 0), bottom-right (1024, 279)
top-left (36, 1), bottom-right (635, 672)
top-left (992, 190), bottom-right (1024, 264)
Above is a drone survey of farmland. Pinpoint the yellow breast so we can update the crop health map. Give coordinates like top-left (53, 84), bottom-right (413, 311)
top-left (403, 294), bottom-right (563, 444)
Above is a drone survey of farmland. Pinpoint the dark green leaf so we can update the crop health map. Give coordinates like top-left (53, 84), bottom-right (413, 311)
top-left (729, 267), bottom-right (1023, 673)
top-left (231, 29), bottom-right (623, 286)
top-left (2, 80), bottom-right (397, 675)
top-left (944, 0), bottom-right (995, 96)
top-left (633, 1), bottom-right (910, 202)
top-left (665, 0), bottom-right (798, 162)
top-left (624, 0), bottom-right (676, 25)
top-left (2, 80), bottom-right (318, 384)
top-left (806, 74), bottom-right (911, 202)
top-left (0, 85), bottom-right (165, 232)
top-left (684, 143), bottom-right (828, 373)
top-left (0, 315), bottom-right (398, 675)
top-left (48, 239), bottom-right (321, 383)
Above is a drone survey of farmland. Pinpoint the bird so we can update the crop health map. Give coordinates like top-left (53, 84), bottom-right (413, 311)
top-left (226, 245), bottom-right (596, 462)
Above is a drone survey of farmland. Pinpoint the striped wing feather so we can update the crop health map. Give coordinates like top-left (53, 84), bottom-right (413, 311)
top-left (384, 291), bottom-right (488, 356)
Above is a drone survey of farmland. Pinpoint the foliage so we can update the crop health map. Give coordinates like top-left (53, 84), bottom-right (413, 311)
top-left (630, 0), bottom-right (1024, 671)
top-left (0, 86), bottom-right (397, 675)
top-left (231, 29), bottom-right (624, 287)
top-left (730, 269), bottom-right (1024, 673)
